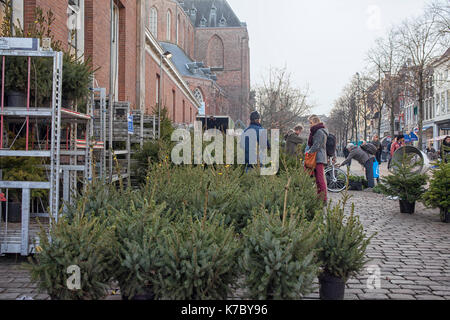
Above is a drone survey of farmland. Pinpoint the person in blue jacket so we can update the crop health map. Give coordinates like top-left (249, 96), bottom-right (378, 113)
top-left (241, 111), bottom-right (270, 170)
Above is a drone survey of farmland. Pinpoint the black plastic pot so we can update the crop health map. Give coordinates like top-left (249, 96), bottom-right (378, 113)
top-left (440, 208), bottom-right (449, 223)
top-left (399, 200), bottom-right (415, 214)
top-left (6, 91), bottom-right (27, 107)
top-left (319, 273), bottom-right (346, 300)
top-left (1, 202), bottom-right (22, 223)
top-left (349, 181), bottom-right (363, 191)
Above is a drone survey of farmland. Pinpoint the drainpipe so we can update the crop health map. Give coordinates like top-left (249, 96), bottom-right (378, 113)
top-left (109, 0), bottom-right (114, 183)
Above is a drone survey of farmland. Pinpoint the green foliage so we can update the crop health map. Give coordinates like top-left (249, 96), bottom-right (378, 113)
top-left (1, 5), bottom-right (95, 106)
top-left (155, 214), bottom-right (241, 300)
top-left (25, 214), bottom-right (113, 300)
top-left (63, 180), bottom-right (119, 222)
top-left (422, 162), bottom-right (450, 211)
top-left (132, 107), bottom-right (175, 184)
top-left (145, 164), bottom-right (322, 232)
top-left (240, 208), bottom-right (320, 300)
top-left (1, 134), bottom-right (48, 201)
top-left (109, 197), bottom-right (171, 299)
top-left (62, 53), bottom-right (96, 104)
top-left (378, 153), bottom-right (428, 203)
top-left (372, 183), bottom-right (384, 194)
top-left (317, 193), bottom-right (374, 281)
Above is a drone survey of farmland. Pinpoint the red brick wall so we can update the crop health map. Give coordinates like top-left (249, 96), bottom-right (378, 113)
top-left (186, 76), bottom-right (230, 117)
top-left (147, 0), bottom-right (195, 59)
top-left (145, 50), bottom-right (197, 124)
top-left (117, 0), bottom-right (137, 107)
top-left (24, 0), bottom-right (69, 51)
top-left (85, 0), bottom-right (111, 100)
top-left (195, 27), bottom-right (250, 122)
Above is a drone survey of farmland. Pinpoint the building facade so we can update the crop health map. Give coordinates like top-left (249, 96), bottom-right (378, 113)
top-left (2, 0), bottom-right (251, 126)
top-left (147, 0), bottom-right (251, 123)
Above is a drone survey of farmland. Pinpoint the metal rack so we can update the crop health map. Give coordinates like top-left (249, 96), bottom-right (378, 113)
top-left (0, 37), bottom-right (159, 255)
top-left (0, 37), bottom-right (93, 255)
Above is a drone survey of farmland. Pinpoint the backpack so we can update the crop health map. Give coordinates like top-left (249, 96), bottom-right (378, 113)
top-left (326, 133), bottom-right (337, 157)
top-left (361, 143), bottom-right (377, 155)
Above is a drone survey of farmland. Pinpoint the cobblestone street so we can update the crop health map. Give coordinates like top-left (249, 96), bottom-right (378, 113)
top-left (1, 160), bottom-right (449, 300)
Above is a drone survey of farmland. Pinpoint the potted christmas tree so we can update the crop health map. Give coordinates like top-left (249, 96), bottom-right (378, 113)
top-left (422, 162), bottom-right (450, 223)
top-left (378, 152), bottom-right (428, 214)
top-left (317, 193), bottom-right (374, 300)
top-left (1, 134), bottom-right (47, 223)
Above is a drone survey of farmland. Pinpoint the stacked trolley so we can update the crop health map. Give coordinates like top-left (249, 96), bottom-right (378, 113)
top-left (0, 37), bottom-right (94, 255)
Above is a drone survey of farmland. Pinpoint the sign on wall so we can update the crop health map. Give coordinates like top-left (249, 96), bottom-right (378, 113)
top-left (127, 114), bottom-right (134, 135)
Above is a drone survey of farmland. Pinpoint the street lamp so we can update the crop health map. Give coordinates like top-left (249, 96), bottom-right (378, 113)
top-left (158, 51), bottom-right (172, 139)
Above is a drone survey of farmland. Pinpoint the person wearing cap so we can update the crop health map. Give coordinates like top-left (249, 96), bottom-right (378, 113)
top-left (337, 143), bottom-right (375, 189)
top-left (241, 111), bottom-right (270, 170)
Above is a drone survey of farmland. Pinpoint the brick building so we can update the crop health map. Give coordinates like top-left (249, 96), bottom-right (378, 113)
top-left (148, 0), bottom-right (251, 122)
top-left (2, 0), bottom-right (250, 124)
top-left (3, 0), bottom-right (200, 125)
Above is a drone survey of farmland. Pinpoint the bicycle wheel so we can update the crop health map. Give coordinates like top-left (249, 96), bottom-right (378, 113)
top-left (325, 167), bottom-right (348, 193)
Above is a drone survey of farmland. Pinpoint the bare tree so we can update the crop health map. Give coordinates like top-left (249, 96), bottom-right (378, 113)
top-left (367, 29), bottom-right (405, 139)
top-left (255, 67), bottom-right (312, 133)
top-left (427, 0), bottom-right (450, 35)
top-left (396, 10), bottom-right (449, 147)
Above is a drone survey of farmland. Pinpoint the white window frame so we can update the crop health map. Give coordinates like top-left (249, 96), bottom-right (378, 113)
top-left (67, 0), bottom-right (85, 58)
top-left (149, 7), bottom-right (157, 36)
top-left (166, 10), bottom-right (171, 41)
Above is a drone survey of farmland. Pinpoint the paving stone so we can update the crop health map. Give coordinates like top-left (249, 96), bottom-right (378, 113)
top-left (415, 295), bottom-right (445, 300)
top-left (388, 294), bottom-right (416, 300)
top-left (358, 293), bottom-right (389, 300)
top-left (389, 289), bottom-right (416, 295)
top-left (0, 293), bottom-right (21, 300)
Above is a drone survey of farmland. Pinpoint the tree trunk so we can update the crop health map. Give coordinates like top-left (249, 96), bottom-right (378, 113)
top-left (378, 105), bottom-right (383, 138)
top-left (390, 98), bottom-right (395, 139)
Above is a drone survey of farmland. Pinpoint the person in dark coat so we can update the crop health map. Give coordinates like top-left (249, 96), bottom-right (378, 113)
top-left (343, 141), bottom-right (351, 169)
top-left (441, 136), bottom-right (450, 163)
top-left (338, 143), bottom-right (375, 189)
top-left (371, 135), bottom-right (382, 164)
top-left (284, 125), bottom-right (304, 157)
top-left (241, 111), bottom-right (270, 170)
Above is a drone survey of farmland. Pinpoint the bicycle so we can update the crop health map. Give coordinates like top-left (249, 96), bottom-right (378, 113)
top-left (324, 159), bottom-right (348, 193)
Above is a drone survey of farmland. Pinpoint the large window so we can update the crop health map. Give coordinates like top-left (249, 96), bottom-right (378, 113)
top-left (166, 10), bottom-right (171, 41)
top-left (149, 7), bottom-right (157, 36)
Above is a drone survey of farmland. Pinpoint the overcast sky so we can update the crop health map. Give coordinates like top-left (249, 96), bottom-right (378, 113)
top-left (226, 0), bottom-right (431, 116)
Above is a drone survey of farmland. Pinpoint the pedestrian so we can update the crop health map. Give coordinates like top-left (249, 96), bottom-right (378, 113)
top-left (337, 143), bottom-right (375, 190)
top-left (306, 115), bottom-right (328, 203)
top-left (284, 125), bottom-right (304, 158)
top-left (241, 111), bottom-right (270, 172)
top-left (387, 137), bottom-right (396, 169)
top-left (343, 142), bottom-right (351, 169)
top-left (441, 136), bottom-right (450, 163)
top-left (371, 134), bottom-right (382, 164)
top-left (390, 135), bottom-right (405, 158)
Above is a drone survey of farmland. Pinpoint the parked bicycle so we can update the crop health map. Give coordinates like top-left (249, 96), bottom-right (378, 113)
top-left (324, 159), bottom-right (348, 193)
